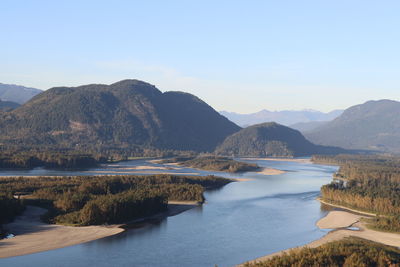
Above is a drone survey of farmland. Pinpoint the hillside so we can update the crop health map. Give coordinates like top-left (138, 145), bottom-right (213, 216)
top-left (0, 83), bottom-right (42, 104)
top-left (0, 79), bottom-right (240, 152)
top-left (305, 99), bottom-right (400, 152)
top-left (215, 122), bottom-right (344, 157)
top-left (220, 109), bottom-right (342, 127)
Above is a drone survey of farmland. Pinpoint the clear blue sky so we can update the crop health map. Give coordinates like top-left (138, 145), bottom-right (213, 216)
top-left (1, 0), bottom-right (400, 113)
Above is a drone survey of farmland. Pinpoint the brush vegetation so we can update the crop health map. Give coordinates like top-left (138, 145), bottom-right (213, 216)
top-left (244, 238), bottom-right (400, 267)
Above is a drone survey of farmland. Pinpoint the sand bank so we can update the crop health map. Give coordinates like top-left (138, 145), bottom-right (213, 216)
top-left (317, 211), bottom-right (362, 229)
top-left (0, 206), bottom-right (124, 258)
top-left (0, 201), bottom-right (199, 259)
top-left (256, 168), bottom-right (286, 175)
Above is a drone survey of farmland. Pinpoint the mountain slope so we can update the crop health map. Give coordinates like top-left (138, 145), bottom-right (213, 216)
top-left (220, 109), bottom-right (343, 127)
top-left (215, 122), bottom-right (344, 157)
top-left (305, 99), bottom-right (400, 152)
top-left (0, 83), bottom-right (42, 104)
top-left (0, 79), bottom-right (240, 152)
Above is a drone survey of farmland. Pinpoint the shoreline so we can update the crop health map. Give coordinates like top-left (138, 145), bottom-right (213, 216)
top-left (243, 157), bottom-right (311, 163)
top-left (240, 201), bottom-right (400, 266)
top-left (0, 201), bottom-right (199, 259)
top-left (317, 198), bottom-right (378, 217)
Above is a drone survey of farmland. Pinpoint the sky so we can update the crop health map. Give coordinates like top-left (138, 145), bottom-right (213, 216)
top-left (1, 0), bottom-right (400, 113)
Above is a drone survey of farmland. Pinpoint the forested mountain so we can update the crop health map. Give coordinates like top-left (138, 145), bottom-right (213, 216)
top-left (305, 99), bottom-right (400, 152)
top-left (215, 122), bottom-right (344, 157)
top-left (0, 83), bottom-right (42, 104)
top-left (220, 109), bottom-right (342, 127)
top-left (0, 99), bottom-right (19, 111)
top-left (0, 79), bottom-right (240, 152)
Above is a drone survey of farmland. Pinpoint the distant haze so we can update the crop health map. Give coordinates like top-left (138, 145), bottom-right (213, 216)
top-left (220, 109), bottom-right (343, 127)
top-left (2, 2), bottom-right (400, 113)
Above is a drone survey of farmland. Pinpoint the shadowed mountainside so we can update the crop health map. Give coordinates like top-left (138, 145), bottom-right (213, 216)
top-left (215, 122), bottom-right (345, 157)
top-left (0, 79), bottom-right (240, 152)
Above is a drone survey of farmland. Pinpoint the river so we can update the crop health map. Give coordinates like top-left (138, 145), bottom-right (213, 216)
top-left (1, 158), bottom-right (338, 267)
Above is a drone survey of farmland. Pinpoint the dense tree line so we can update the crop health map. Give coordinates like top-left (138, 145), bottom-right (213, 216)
top-left (314, 154), bottom-right (400, 231)
top-left (244, 238), bottom-right (400, 267)
top-left (0, 174), bottom-right (231, 226)
top-left (160, 156), bottom-right (260, 173)
top-left (0, 149), bottom-right (104, 169)
top-left (0, 146), bottom-right (197, 169)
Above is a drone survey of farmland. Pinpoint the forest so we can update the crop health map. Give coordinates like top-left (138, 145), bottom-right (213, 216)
top-left (313, 154), bottom-right (400, 231)
top-left (0, 174), bottom-right (231, 228)
top-left (159, 156), bottom-right (260, 173)
top-left (0, 149), bottom-right (104, 169)
top-left (244, 237), bottom-right (400, 267)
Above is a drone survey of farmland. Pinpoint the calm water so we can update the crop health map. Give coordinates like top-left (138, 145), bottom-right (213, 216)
top-left (1, 158), bottom-right (338, 267)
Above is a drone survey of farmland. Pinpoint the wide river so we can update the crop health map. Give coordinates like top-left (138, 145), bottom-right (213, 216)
top-left (1, 158), bottom-right (338, 267)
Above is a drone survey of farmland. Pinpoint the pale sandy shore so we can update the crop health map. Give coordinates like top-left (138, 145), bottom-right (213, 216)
top-left (107, 165), bottom-right (179, 170)
top-left (0, 201), bottom-right (199, 259)
top-left (240, 207), bottom-right (400, 266)
top-left (0, 206), bottom-right (124, 258)
top-left (246, 157), bottom-right (311, 163)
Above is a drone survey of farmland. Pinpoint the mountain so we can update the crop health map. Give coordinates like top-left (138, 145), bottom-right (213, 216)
top-left (0, 99), bottom-right (20, 111)
top-left (0, 79), bottom-right (240, 152)
top-left (290, 121), bottom-right (329, 133)
top-left (0, 83), bottom-right (42, 104)
top-left (215, 122), bottom-right (345, 157)
top-left (305, 100), bottom-right (400, 152)
top-left (220, 109), bottom-right (343, 127)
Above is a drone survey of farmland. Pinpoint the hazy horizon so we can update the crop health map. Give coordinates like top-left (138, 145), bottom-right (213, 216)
top-left (2, 1), bottom-right (400, 113)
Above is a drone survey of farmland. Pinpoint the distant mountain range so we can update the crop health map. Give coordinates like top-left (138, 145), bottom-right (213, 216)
top-left (305, 99), bottom-right (400, 153)
top-left (0, 99), bottom-right (20, 111)
top-left (0, 83), bottom-right (42, 104)
top-left (0, 80), bottom-right (240, 152)
top-left (290, 121), bottom-right (329, 133)
top-left (2, 80), bottom-right (399, 156)
top-left (215, 122), bottom-right (345, 157)
top-left (220, 109), bottom-right (343, 127)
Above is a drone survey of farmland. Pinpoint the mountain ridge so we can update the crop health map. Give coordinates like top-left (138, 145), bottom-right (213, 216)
top-left (305, 99), bottom-right (400, 152)
top-left (0, 79), bottom-right (240, 152)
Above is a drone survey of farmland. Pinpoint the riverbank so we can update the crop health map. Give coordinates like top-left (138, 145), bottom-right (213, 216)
top-left (241, 204), bottom-right (400, 266)
top-left (0, 201), bottom-right (199, 258)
